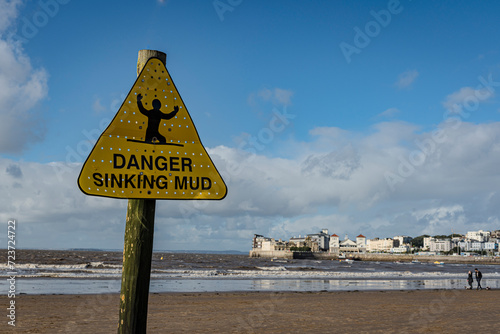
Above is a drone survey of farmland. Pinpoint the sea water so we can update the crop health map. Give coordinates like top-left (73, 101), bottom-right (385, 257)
top-left (1, 250), bottom-right (499, 294)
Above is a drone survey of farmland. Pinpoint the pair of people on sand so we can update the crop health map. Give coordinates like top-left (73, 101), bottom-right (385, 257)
top-left (467, 268), bottom-right (482, 290)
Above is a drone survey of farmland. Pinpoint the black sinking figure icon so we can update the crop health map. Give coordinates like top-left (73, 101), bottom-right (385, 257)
top-left (136, 93), bottom-right (179, 144)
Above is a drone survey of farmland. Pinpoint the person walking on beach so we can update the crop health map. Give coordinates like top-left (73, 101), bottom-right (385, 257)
top-left (475, 268), bottom-right (483, 290)
top-left (467, 270), bottom-right (473, 290)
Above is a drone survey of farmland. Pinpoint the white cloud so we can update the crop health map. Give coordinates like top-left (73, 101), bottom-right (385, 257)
top-left (301, 145), bottom-right (360, 180)
top-left (395, 69), bottom-right (419, 89)
top-left (411, 205), bottom-right (465, 235)
top-left (0, 1), bottom-right (49, 153)
top-left (2, 120), bottom-right (500, 250)
top-left (377, 107), bottom-right (400, 118)
top-left (442, 86), bottom-right (494, 114)
top-left (248, 87), bottom-right (294, 107)
top-left (0, 0), bottom-right (21, 32)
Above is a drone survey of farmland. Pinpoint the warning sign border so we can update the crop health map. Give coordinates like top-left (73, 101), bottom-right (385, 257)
top-left (77, 57), bottom-right (227, 201)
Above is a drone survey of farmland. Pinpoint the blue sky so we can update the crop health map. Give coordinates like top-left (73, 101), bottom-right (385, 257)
top-left (1, 0), bottom-right (500, 251)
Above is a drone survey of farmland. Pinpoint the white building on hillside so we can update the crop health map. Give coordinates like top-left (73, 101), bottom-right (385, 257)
top-left (429, 239), bottom-right (452, 253)
top-left (458, 240), bottom-right (472, 252)
top-left (367, 238), bottom-right (394, 252)
top-left (289, 235), bottom-right (306, 246)
top-left (484, 242), bottom-right (498, 252)
top-left (307, 229), bottom-right (330, 251)
top-left (329, 234), bottom-right (366, 254)
top-left (393, 235), bottom-right (412, 247)
top-left (329, 234), bottom-right (340, 251)
top-left (356, 234), bottom-right (366, 252)
top-left (423, 237), bottom-right (433, 250)
top-left (471, 241), bottom-right (484, 251)
top-left (423, 237), bottom-right (453, 253)
top-left (252, 234), bottom-right (272, 249)
top-left (252, 235), bottom-right (288, 251)
top-left (339, 236), bottom-right (358, 252)
top-left (491, 230), bottom-right (500, 239)
top-left (466, 230), bottom-right (491, 242)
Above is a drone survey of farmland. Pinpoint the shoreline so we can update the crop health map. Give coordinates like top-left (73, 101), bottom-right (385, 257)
top-left (8, 288), bottom-right (499, 297)
top-left (4, 289), bottom-right (499, 333)
top-left (11, 276), bottom-right (500, 295)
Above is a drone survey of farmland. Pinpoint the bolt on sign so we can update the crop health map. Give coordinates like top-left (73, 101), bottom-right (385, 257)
top-left (78, 58), bottom-right (227, 200)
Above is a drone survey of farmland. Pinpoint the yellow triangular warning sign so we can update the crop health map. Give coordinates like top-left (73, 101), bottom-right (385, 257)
top-left (78, 58), bottom-right (227, 200)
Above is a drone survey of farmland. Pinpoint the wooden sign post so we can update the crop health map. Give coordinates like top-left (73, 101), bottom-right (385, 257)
top-left (118, 50), bottom-right (165, 333)
top-left (77, 49), bottom-right (227, 333)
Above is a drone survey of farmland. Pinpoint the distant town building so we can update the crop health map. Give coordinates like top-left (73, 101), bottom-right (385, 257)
top-left (329, 234), bottom-right (340, 251)
top-left (289, 236), bottom-right (306, 247)
top-left (252, 234), bottom-right (288, 251)
top-left (367, 238), bottom-right (394, 252)
top-left (422, 237), bottom-right (453, 253)
top-left (429, 239), bottom-right (452, 253)
top-left (307, 229), bottom-right (330, 251)
top-left (458, 240), bottom-right (472, 252)
top-left (423, 237), bottom-right (433, 250)
top-left (339, 235), bottom-right (357, 252)
top-left (471, 241), bottom-right (484, 252)
top-left (393, 235), bottom-right (412, 247)
top-left (466, 230), bottom-right (491, 242)
top-left (490, 230), bottom-right (500, 239)
top-left (329, 234), bottom-right (366, 254)
top-left (252, 234), bottom-right (271, 249)
top-left (484, 242), bottom-right (498, 252)
top-left (356, 235), bottom-right (367, 252)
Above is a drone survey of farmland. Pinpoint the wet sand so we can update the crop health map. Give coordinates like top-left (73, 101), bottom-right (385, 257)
top-left (3, 289), bottom-right (498, 333)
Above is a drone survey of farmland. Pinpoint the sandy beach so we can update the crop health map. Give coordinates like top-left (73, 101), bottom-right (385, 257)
top-left (3, 289), bottom-right (498, 333)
